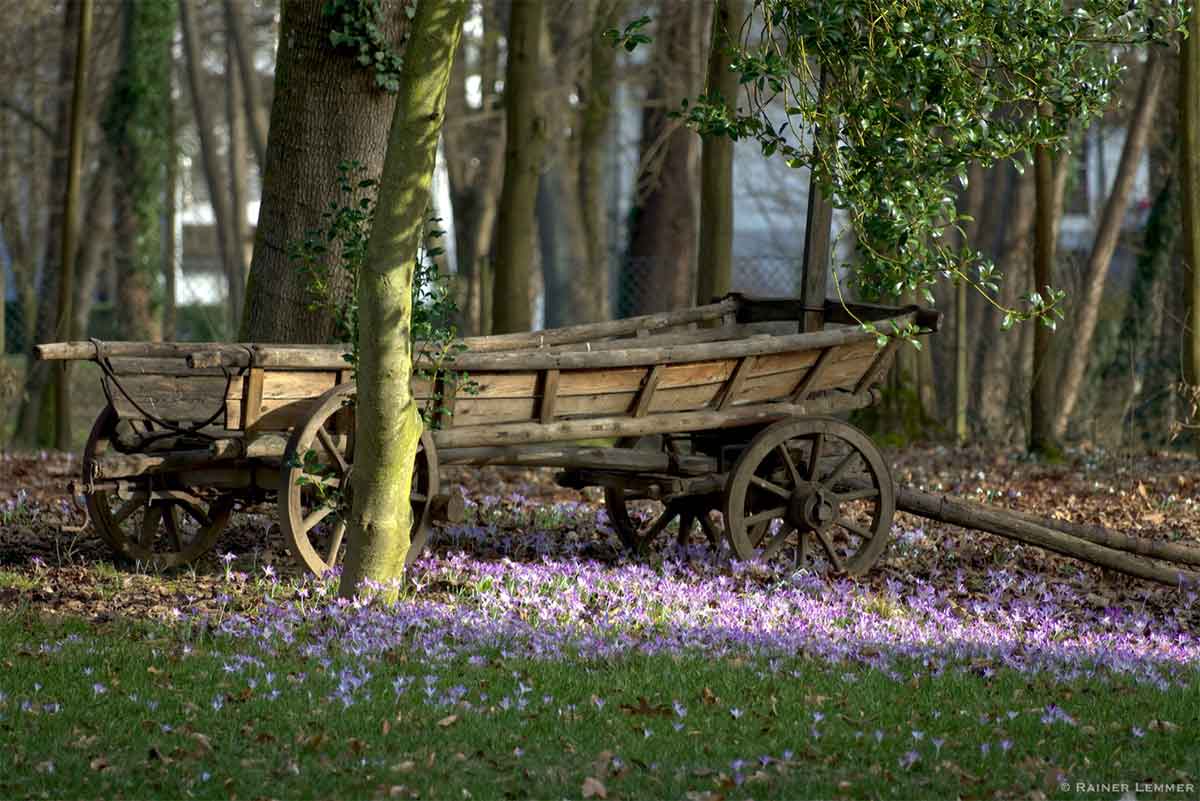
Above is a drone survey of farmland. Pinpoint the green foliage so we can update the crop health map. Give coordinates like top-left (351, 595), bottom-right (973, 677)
top-left (602, 15), bottom-right (653, 51)
top-left (289, 160), bottom-right (471, 427)
top-left (679, 0), bottom-right (1184, 328)
top-left (322, 0), bottom-right (413, 93)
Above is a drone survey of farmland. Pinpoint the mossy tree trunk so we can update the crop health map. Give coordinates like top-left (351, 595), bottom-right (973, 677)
top-left (1182, 12), bottom-right (1200, 400)
top-left (339, 0), bottom-right (466, 597)
top-left (491, 0), bottom-right (545, 335)
top-left (696, 0), bottom-right (743, 307)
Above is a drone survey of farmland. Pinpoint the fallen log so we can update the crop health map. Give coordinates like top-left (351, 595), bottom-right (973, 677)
top-left (889, 484), bottom-right (1200, 587)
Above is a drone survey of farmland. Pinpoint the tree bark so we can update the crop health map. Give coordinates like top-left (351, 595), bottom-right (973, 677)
top-left (12, 0), bottom-right (82, 448)
top-left (623, 0), bottom-right (707, 317)
top-left (180, 0), bottom-right (243, 338)
top-left (223, 0), bottom-right (267, 169)
top-left (491, 0), bottom-right (545, 334)
top-left (696, 0), bottom-right (743, 306)
top-left (226, 23), bottom-right (251, 323)
top-left (1182, 13), bottom-right (1200, 393)
top-left (240, 0), bottom-right (409, 344)
top-left (163, 62), bottom-right (177, 339)
top-left (339, 0), bottom-right (465, 597)
top-left (954, 162), bottom-right (985, 442)
top-left (1053, 55), bottom-right (1165, 439)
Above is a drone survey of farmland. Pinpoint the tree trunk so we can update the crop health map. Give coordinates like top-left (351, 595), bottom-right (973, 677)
top-left (536, 170), bottom-right (571, 329)
top-left (696, 0), bottom-right (743, 306)
top-left (163, 63), bottom-right (177, 340)
top-left (12, 0), bottom-right (82, 448)
top-left (72, 165), bottom-right (112, 343)
top-left (240, 0), bottom-right (410, 344)
top-left (339, 0), bottom-right (465, 597)
top-left (1182, 14), bottom-right (1200, 393)
top-left (1053, 55), bottom-right (1165, 439)
top-left (180, 0), bottom-right (242, 338)
top-left (226, 24), bottom-right (251, 325)
top-left (573, 0), bottom-right (625, 323)
top-left (623, 0), bottom-right (707, 316)
top-left (223, 0), bottom-right (267, 169)
top-left (443, 16), bottom-right (504, 336)
top-left (1029, 142), bottom-right (1061, 455)
top-left (954, 162), bottom-right (985, 442)
top-left (50, 0), bottom-right (93, 449)
top-left (491, 0), bottom-right (545, 334)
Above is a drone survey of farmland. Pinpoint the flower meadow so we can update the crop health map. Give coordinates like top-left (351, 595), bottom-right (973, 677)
top-left (1, 493), bottom-right (1199, 798)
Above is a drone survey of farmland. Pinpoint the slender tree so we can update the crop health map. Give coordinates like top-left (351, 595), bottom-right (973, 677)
top-left (179, 0), bottom-right (243, 335)
top-left (491, 0), bottom-right (545, 334)
top-left (12, 0), bottom-right (83, 448)
top-left (1053, 54), bottom-right (1165, 439)
top-left (1029, 141), bottom-right (1060, 455)
top-left (339, 0), bottom-right (466, 596)
top-left (696, 0), bottom-right (743, 306)
top-left (223, 0), bottom-right (268, 169)
top-left (1182, 9), bottom-right (1200, 397)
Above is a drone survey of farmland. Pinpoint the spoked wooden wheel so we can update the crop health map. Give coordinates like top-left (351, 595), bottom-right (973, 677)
top-left (83, 406), bottom-right (232, 568)
top-left (603, 435), bottom-right (728, 555)
top-left (279, 384), bottom-right (439, 576)
top-left (723, 417), bottom-right (895, 575)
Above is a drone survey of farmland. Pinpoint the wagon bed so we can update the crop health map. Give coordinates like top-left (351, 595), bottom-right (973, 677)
top-left (36, 294), bottom-right (938, 576)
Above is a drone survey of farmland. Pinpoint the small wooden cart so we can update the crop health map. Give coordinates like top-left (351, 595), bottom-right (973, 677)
top-left (36, 295), bottom-right (938, 576)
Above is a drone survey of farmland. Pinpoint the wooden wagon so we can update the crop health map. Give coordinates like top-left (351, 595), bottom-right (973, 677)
top-left (36, 294), bottom-right (938, 576)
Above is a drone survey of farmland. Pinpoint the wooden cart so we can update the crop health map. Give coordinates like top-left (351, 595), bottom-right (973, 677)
top-left (35, 294), bottom-right (938, 576)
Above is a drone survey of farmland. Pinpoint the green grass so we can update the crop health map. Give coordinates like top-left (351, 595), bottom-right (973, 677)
top-left (0, 614), bottom-right (1196, 800)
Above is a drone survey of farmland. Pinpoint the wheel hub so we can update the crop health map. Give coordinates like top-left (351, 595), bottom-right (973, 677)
top-left (788, 482), bottom-right (838, 532)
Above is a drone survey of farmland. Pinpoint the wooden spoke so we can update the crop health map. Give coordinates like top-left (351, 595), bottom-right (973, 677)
top-left (777, 444), bottom-right (803, 488)
top-left (139, 505), bottom-right (163, 549)
top-left (807, 432), bottom-right (824, 481)
top-left (836, 517), bottom-right (873, 539)
top-left (324, 520), bottom-right (347, 566)
top-left (760, 525), bottom-right (797, 560)
top-left (110, 498), bottom-right (139, 527)
top-left (823, 450), bottom-right (860, 488)
top-left (300, 504), bottom-right (333, 535)
top-left (835, 487), bottom-right (880, 502)
top-left (316, 426), bottom-right (348, 475)
top-left (813, 527), bottom-right (846, 573)
top-left (745, 506), bottom-right (787, 527)
top-left (749, 474), bottom-right (792, 500)
top-left (697, 512), bottom-right (723, 549)
top-left (410, 491), bottom-right (428, 504)
top-left (164, 505), bottom-right (182, 551)
top-left (176, 500), bottom-right (212, 529)
top-left (676, 510), bottom-right (696, 545)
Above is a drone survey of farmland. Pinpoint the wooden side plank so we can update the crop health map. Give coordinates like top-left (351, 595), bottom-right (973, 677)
top-left (633, 365), bottom-right (663, 418)
top-left (539, 369), bottom-right (560, 424)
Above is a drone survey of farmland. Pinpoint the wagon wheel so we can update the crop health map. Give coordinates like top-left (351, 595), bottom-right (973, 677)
top-left (723, 417), bottom-right (895, 576)
top-left (83, 406), bottom-right (232, 568)
top-left (279, 384), bottom-right (439, 576)
top-left (603, 435), bottom-right (745, 555)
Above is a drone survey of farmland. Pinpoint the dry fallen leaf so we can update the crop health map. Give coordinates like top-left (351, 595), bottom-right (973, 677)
top-left (437, 715), bottom-right (459, 728)
top-left (582, 776), bottom-right (607, 799)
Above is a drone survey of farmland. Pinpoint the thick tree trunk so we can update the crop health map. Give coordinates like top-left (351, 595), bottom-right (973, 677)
top-left (1053, 55), bottom-right (1165, 438)
top-left (624, 0), bottom-right (707, 316)
top-left (1182, 15), bottom-right (1200, 393)
top-left (240, 0), bottom-right (409, 343)
top-left (12, 0), bottom-right (82, 448)
top-left (223, 0), bottom-right (267, 169)
top-left (491, 0), bottom-right (545, 334)
top-left (696, 0), bottom-right (743, 306)
top-left (180, 0), bottom-right (242, 338)
top-left (339, 0), bottom-right (465, 597)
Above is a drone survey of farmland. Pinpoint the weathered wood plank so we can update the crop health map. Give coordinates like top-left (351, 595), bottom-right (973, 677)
top-left (241, 368), bottom-right (266, 429)
top-left (790, 347), bottom-right (834, 402)
top-left (110, 375), bottom-right (230, 423)
top-left (718, 356), bottom-right (755, 411)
